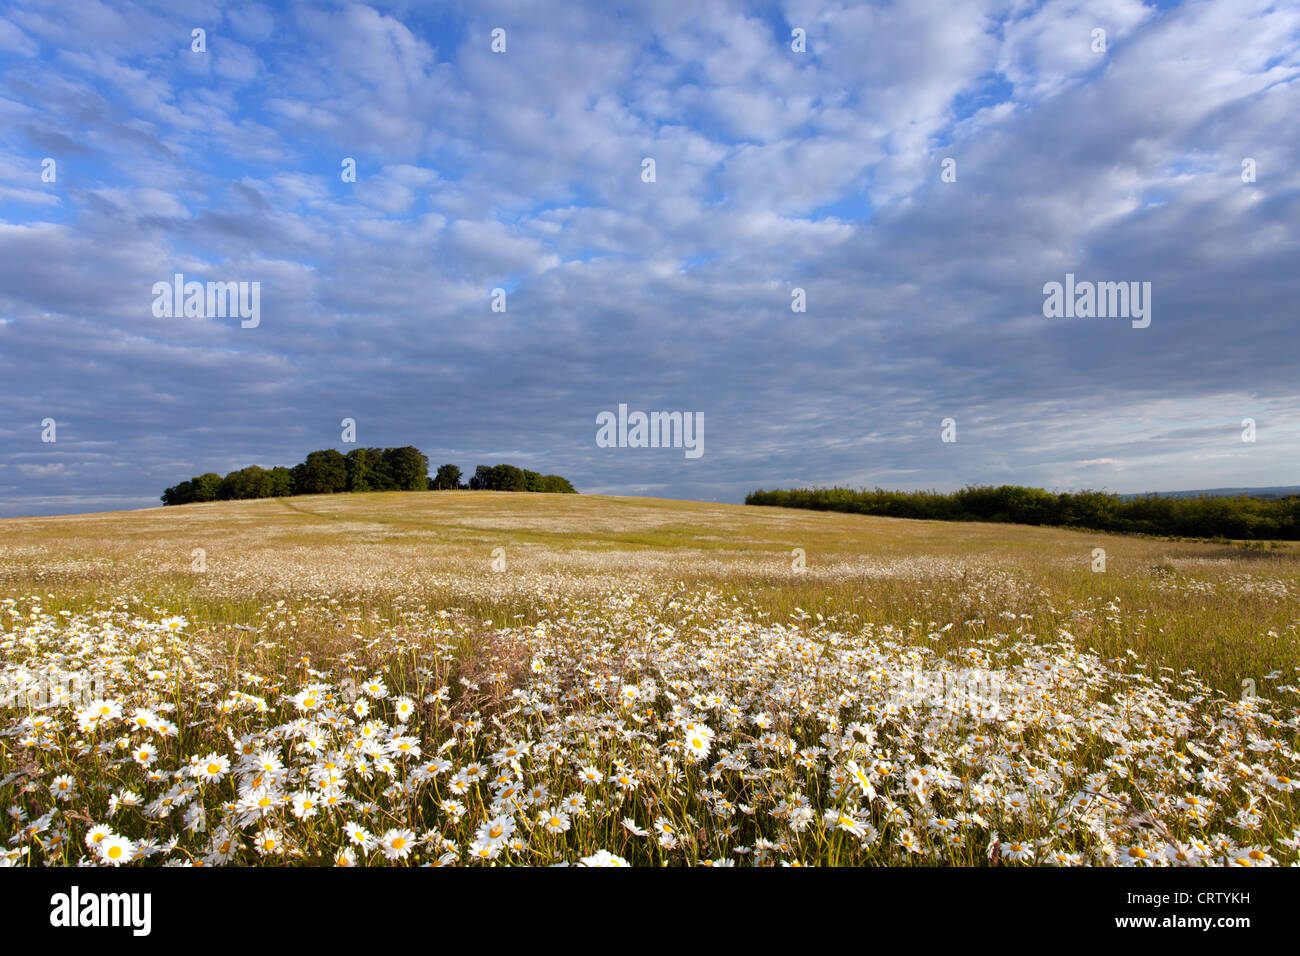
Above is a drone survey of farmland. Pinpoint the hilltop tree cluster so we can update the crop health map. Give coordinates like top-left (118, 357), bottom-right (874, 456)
top-left (161, 448), bottom-right (576, 504)
top-left (458, 464), bottom-right (576, 494)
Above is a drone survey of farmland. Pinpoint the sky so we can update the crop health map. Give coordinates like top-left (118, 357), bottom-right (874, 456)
top-left (0, 0), bottom-right (1297, 517)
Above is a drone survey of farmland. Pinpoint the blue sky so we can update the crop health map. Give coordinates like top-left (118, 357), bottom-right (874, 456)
top-left (0, 0), bottom-right (1298, 516)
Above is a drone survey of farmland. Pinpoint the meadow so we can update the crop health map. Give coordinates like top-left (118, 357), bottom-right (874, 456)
top-left (1, 491), bottom-right (1296, 866)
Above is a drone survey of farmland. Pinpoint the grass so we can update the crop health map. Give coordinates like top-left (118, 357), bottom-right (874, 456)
top-left (1, 491), bottom-right (1296, 866)
top-left (3, 491), bottom-right (1295, 693)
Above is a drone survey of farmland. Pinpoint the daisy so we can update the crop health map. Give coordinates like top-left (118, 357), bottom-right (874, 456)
top-left (379, 828), bottom-right (416, 861)
top-left (1000, 841), bottom-right (1034, 862)
top-left (563, 793), bottom-right (587, 814)
top-left (580, 850), bottom-right (630, 867)
top-left (254, 828), bottom-right (285, 856)
top-left (192, 753), bottom-right (230, 783)
top-left (344, 821), bottom-right (373, 850)
top-left (99, 834), bottom-right (134, 866)
top-left (684, 725), bottom-right (714, 761)
top-left (475, 815), bottom-right (515, 847)
top-left (49, 775), bottom-right (76, 801)
top-left (653, 817), bottom-right (679, 847)
top-left (84, 824), bottom-right (111, 849)
top-left (540, 808), bottom-right (571, 834)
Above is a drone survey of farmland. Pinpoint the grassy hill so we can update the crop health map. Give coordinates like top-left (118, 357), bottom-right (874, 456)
top-left (3, 492), bottom-right (1297, 866)
top-left (2, 490), bottom-right (1295, 689)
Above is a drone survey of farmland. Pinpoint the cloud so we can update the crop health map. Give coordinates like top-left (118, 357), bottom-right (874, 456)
top-left (0, 0), bottom-right (1297, 516)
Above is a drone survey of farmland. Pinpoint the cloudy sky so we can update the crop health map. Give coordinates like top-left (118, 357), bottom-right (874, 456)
top-left (0, 0), bottom-right (1297, 517)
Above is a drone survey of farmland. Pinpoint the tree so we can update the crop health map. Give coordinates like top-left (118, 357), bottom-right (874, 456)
top-left (383, 446), bottom-right (429, 491)
top-left (346, 447), bottom-right (389, 492)
top-left (293, 450), bottom-right (348, 494)
top-left (163, 450), bottom-right (576, 505)
top-left (432, 464), bottom-right (462, 490)
top-left (489, 464), bottom-right (528, 491)
top-left (161, 480), bottom-right (192, 505)
top-left (190, 473), bottom-right (223, 502)
top-left (539, 474), bottom-right (577, 494)
top-left (266, 467), bottom-right (294, 497)
top-left (218, 465), bottom-right (267, 500)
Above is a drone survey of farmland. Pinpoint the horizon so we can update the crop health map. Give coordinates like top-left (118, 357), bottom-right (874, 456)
top-left (2, 0), bottom-right (1298, 518)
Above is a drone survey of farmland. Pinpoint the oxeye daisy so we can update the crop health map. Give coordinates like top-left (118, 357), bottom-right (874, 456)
top-left (379, 828), bottom-right (415, 860)
top-left (393, 696), bottom-right (416, 722)
top-left (192, 753), bottom-right (230, 783)
top-left (1000, 841), bottom-right (1034, 862)
top-left (254, 828), bottom-right (285, 856)
top-left (1122, 844), bottom-right (1154, 865)
top-left (540, 808), bottom-right (571, 834)
top-left (291, 791), bottom-right (319, 820)
top-left (98, 834), bottom-right (134, 866)
top-left (563, 793), bottom-right (587, 813)
top-left (84, 824), bottom-right (111, 849)
top-left (475, 815), bottom-right (515, 847)
top-left (50, 775), bottom-right (76, 801)
top-left (344, 822), bottom-right (373, 849)
top-left (580, 850), bottom-right (630, 867)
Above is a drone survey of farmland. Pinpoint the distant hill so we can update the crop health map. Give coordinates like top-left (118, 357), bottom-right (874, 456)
top-left (1120, 486), bottom-right (1300, 501)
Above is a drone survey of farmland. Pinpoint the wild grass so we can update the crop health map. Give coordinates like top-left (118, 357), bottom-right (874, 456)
top-left (1, 492), bottom-right (1296, 865)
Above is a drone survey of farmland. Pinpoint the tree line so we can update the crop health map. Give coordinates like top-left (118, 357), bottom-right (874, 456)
top-left (435, 464), bottom-right (577, 494)
top-left (161, 448), bottom-right (577, 505)
top-left (745, 485), bottom-right (1300, 540)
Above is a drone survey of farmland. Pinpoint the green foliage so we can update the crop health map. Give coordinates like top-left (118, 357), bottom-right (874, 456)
top-left (383, 446), bottom-right (430, 491)
top-left (466, 464), bottom-right (577, 494)
top-left (162, 450), bottom-right (575, 504)
top-left (344, 448), bottom-right (389, 492)
top-left (745, 485), bottom-right (1300, 540)
top-left (161, 473), bottom-right (222, 505)
top-left (430, 464), bottom-right (463, 490)
top-left (292, 450), bottom-right (348, 495)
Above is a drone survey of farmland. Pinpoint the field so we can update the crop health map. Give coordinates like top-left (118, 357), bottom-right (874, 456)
top-left (2, 491), bottom-right (1297, 866)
